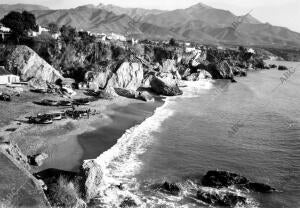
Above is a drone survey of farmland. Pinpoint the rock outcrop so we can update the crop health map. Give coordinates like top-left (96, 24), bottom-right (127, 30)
top-left (196, 189), bottom-right (246, 207)
top-left (202, 170), bottom-right (276, 193)
top-left (185, 70), bottom-right (212, 81)
top-left (81, 160), bottom-right (103, 202)
top-left (245, 182), bottom-right (276, 193)
top-left (85, 70), bottom-right (112, 89)
top-left (159, 182), bottom-right (180, 196)
top-left (6, 45), bottom-right (63, 83)
top-left (161, 59), bottom-right (177, 73)
top-left (107, 62), bottom-right (143, 90)
top-left (28, 78), bottom-right (48, 91)
top-left (28, 153), bottom-right (48, 167)
top-left (206, 61), bottom-right (234, 79)
top-left (114, 88), bottom-right (154, 102)
top-left (120, 197), bottom-right (137, 208)
top-left (202, 170), bottom-right (249, 188)
top-left (150, 77), bottom-right (183, 96)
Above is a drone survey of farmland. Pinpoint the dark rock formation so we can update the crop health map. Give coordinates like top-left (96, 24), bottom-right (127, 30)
top-left (150, 77), bottom-right (183, 96)
top-left (202, 170), bottom-right (276, 194)
top-left (202, 170), bottom-right (249, 188)
top-left (159, 182), bottom-right (180, 196)
top-left (28, 153), bottom-right (48, 166)
top-left (114, 88), bottom-right (154, 102)
top-left (278, 65), bottom-right (288, 71)
top-left (114, 88), bottom-right (138, 99)
top-left (120, 197), bottom-right (137, 207)
top-left (246, 182), bottom-right (276, 193)
top-left (197, 189), bottom-right (246, 207)
top-left (269, 64), bottom-right (277, 69)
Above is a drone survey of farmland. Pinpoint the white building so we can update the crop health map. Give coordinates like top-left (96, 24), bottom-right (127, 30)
top-left (185, 47), bottom-right (196, 53)
top-left (0, 24), bottom-right (11, 41)
top-left (0, 66), bottom-right (20, 85)
top-left (51, 32), bottom-right (61, 39)
top-left (28, 25), bottom-right (50, 37)
top-left (247, 48), bottom-right (255, 54)
top-left (107, 33), bottom-right (126, 42)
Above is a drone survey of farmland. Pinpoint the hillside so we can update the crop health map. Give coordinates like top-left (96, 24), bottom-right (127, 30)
top-left (33, 6), bottom-right (142, 35)
top-left (1, 3), bottom-right (300, 47)
top-left (97, 3), bottom-right (164, 20)
top-left (0, 4), bottom-right (49, 18)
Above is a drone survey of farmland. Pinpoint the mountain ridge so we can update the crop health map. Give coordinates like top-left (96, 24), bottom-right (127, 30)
top-left (1, 3), bottom-right (300, 47)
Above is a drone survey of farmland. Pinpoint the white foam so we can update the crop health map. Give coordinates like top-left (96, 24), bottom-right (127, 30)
top-left (86, 98), bottom-right (175, 207)
top-left (181, 79), bottom-right (214, 98)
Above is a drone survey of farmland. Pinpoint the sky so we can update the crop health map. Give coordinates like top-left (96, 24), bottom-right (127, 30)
top-left (1, 0), bottom-right (300, 32)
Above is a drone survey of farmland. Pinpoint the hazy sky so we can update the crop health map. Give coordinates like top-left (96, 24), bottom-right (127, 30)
top-left (2, 0), bottom-right (300, 32)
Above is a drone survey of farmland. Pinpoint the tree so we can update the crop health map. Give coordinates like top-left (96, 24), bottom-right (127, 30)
top-left (48, 23), bottom-right (59, 34)
top-left (169, 38), bottom-right (177, 46)
top-left (0, 11), bottom-right (37, 42)
top-left (60, 25), bottom-right (78, 44)
top-left (22, 11), bottom-right (38, 31)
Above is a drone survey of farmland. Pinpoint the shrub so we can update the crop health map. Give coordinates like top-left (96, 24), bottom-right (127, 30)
top-left (169, 38), bottom-right (178, 47)
top-left (253, 58), bottom-right (265, 69)
top-left (47, 176), bottom-right (85, 208)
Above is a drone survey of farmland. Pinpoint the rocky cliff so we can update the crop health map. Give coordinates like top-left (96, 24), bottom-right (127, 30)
top-left (5, 45), bottom-right (63, 83)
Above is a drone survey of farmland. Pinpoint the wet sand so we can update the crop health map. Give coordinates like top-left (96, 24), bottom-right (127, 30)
top-left (42, 97), bottom-right (164, 172)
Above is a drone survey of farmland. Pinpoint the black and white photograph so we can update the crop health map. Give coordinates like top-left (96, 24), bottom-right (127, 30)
top-left (0, 0), bottom-right (299, 207)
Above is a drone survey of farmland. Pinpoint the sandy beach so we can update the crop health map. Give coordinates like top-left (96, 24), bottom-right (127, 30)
top-left (0, 87), bottom-right (161, 173)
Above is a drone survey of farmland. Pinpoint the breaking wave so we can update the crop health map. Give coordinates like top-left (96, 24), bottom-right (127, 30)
top-left (87, 81), bottom-right (259, 207)
top-left (90, 96), bottom-right (175, 207)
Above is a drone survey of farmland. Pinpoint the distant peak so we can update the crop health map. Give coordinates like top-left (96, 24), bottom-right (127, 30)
top-left (76, 4), bottom-right (97, 9)
top-left (189, 2), bottom-right (212, 9)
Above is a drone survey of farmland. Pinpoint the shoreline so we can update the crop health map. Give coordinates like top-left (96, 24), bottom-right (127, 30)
top-left (0, 91), bottom-right (152, 171)
top-left (41, 96), bottom-right (164, 172)
top-left (0, 61), bottom-right (288, 206)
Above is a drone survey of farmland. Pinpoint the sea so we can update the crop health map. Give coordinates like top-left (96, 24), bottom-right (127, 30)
top-left (74, 61), bottom-right (299, 208)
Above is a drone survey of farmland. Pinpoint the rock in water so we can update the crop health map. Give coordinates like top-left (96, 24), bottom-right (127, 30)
top-left (150, 77), bottom-right (183, 96)
top-left (246, 182), bottom-right (276, 193)
top-left (160, 182), bottom-right (180, 196)
top-left (81, 160), bottom-right (103, 202)
top-left (107, 62), bottom-right (143, 90)
top-left (28, 153), bottom-right (48, 166)
top-left (120, 197), bottom-right (137, 208)
top-left (6, 45), bottom-right (63, 82)
top-left (197, 189), bottom-right (246, 207)
top-left (202, 170), bottom-right (249, 188)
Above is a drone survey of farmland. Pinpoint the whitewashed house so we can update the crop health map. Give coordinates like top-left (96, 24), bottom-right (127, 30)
top-left (28, 25), bottom-right (50, 37)
top-left (247, 48), bottom-right (255, 54)
top-left (107, 33), bottom-right (126, 42)
top-left (0, 24), bottom-right (11, 41)
top-left (0, 66), bottom-right (20, 85)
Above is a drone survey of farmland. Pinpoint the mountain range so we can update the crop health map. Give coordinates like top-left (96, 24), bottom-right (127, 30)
top-left (1, 3), bottom-right (300, 47)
